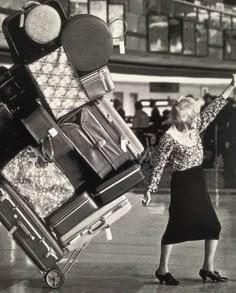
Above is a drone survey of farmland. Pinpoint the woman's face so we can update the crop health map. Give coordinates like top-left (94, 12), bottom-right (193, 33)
top-left (175, 99), bottom-right (198, 129)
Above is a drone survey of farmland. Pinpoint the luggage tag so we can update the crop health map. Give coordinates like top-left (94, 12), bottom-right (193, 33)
top-left (105, 224), bottom-right (113, 241)
top-left (121, 135), bottom-right (127, 152)
top-left (19, 1), bottom-right (40, 28)
top-left (119, 36), bottom-right (125, 55)
top-left (109, 18), bottom-right (127, 55)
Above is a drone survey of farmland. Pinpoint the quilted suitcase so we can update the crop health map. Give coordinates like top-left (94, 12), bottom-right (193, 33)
top-left (47, 195), bottom-right (131, 249)
top-left (27, 47), bottom-right (90, 119)
top-left (0, 178), bottom-right (64, 273)
top-left (2, 0), bottom-right (67, 64)
top-left (46, 191), bottom-right (99, 239)
top-left (59, 105), bottom-right (130, 179)
top-left (92, 164), bottom-right (144, 206)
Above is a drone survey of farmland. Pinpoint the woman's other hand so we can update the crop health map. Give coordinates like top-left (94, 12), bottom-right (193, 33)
top-left (142, 191), bottom-right (152, 206)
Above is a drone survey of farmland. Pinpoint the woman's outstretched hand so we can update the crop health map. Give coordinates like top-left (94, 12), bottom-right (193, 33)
top-left (142, 190), bottom-right (151, 206)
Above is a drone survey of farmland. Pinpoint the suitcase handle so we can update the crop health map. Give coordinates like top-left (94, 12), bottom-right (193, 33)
top-left (88, 218), bottom-right (106, 234)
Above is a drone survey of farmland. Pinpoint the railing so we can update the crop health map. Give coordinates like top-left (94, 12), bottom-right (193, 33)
top-left (172, 0), bottom-right (236, 16)
top-left (172, 0), bottom-right (236, 29)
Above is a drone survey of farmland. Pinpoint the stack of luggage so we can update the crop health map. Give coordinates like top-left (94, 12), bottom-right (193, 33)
top-left (0, 0), bottom-right (144, 288)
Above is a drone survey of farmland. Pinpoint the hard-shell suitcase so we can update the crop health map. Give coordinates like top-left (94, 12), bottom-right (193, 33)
top-left (80, 66), bottom-right (115, 100)
top-left (61, 14), bottom-right (113, 74)
top-left (2, 0), bottom-right (67, 64)
top-left (92, 164), bottom-right (144, 206)
top-left (46, 191), bottom-right (99, 239)
top-left (0, 178), bottom-right (64, 273)
top-left (59, 104), bottom-right (130, 179)
top-left (47, 195), bottom-right (131, 249)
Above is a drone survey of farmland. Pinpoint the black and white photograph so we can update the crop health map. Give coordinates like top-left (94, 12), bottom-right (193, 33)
top-left (0, 0), bottom-right (236, 292)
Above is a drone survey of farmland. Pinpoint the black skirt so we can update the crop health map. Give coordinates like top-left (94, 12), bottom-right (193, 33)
top-left (161, 165), bottom-right (221, 245)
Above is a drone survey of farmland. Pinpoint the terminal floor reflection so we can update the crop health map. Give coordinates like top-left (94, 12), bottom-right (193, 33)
top-left (0, 192), bottom-right (236, 292)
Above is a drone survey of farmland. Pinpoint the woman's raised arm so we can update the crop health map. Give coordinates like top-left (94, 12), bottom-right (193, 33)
top-left (197, 74), bottom-right (236, 133)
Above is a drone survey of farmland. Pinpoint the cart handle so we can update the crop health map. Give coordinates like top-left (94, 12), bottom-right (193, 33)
top-left (88, 218), bottom-right (106, 234)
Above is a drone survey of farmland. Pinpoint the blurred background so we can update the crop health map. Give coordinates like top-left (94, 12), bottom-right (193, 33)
top-left (1, 0), bottom-right (236, 192)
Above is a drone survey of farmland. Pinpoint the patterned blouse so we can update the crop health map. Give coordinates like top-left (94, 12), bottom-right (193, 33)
top-left (147, 96), bottom-right (227, 193)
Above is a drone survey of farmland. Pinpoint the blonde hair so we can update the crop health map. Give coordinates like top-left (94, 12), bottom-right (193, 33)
top-left (170, 98), bottom-right (197, 130)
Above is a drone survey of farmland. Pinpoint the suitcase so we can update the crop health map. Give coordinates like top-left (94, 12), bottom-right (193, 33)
top-left (0, 178), bottom-right (64, 273)
top-left (0, 64), bottom-right (42, 118)
top-left (2, 0), bottom-right (67, 64)
top-left (1, 147), bottom-right (75, 218)
top-left (22, 106), bottom-right (89, 189)
top-left (0, 103), bottom-right (33, 169)
top-left (59, 104), bottom-right (130, 179)
top-left (47, 195), bottom-right (131, 249)
top-left (46, 191), bottom-right (99, 238)
top-left (27, 47), bottom-right (90, 119)
top-left (60, 97), bottom-right (144, 158)
top-left (92, 164), bottom-right (144, 206)
top-left (80, 66), bottom-right (115, 100)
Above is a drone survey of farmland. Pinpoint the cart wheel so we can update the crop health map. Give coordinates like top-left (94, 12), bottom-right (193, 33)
top-left (45, 269), bottom-right (65, 289)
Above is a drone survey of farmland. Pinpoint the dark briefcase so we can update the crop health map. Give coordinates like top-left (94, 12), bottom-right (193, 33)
top-left (92, 164), bottom-right (144, 205)
top-left (46, 192), bottom-right (98, 239)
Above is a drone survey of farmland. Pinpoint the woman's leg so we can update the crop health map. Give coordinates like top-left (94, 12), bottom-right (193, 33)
top-left (200, 239), bottom-right (228, 282)
top-left (156, 244), bottom-right (173, 274)
top-left (202, 239), bottom-right (218, 271)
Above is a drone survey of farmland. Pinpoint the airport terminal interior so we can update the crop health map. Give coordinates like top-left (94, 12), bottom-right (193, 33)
top-left (1, 0), bottom-right (236, 292)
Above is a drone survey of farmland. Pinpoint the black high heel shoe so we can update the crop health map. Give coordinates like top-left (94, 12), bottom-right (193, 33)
top-left (155, 271), bottom-right (179, 285)
top-left (199, 269), bottom-right (228, 282)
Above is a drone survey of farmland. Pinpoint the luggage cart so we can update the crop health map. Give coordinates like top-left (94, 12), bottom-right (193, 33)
top-left (0, 178), bottom-right (132, 289)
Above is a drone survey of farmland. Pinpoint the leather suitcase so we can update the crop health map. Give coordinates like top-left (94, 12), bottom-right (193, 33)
top-left (2, 0), bottom-right (67, 64)
top-left (0, 64), bottom-right (44, 118)
top-left (80, 66), bottom-right (114, 100)
top-left (59, 104), bottom-right (130, 179)
top-left (93, 97), bottom-right (144, 158)
top-left (92, 164), bottom-right (144, 206)
top-left (0, 178), bottom-right (64, 273)
top-left (47, 195), bottom-right (131, 249)
top-left (46, 192), bottom-right (99, 239)
top-left (22, 106), bottom-right (89, 189)
top-left (0, 103), bottom-right (32, 169)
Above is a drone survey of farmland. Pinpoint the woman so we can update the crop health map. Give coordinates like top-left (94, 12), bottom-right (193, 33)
top-left (143, 74), bottom-right (236, 285)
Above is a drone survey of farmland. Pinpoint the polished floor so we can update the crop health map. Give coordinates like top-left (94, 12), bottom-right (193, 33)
top-left (0, 190), bottom-right (236, 292)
